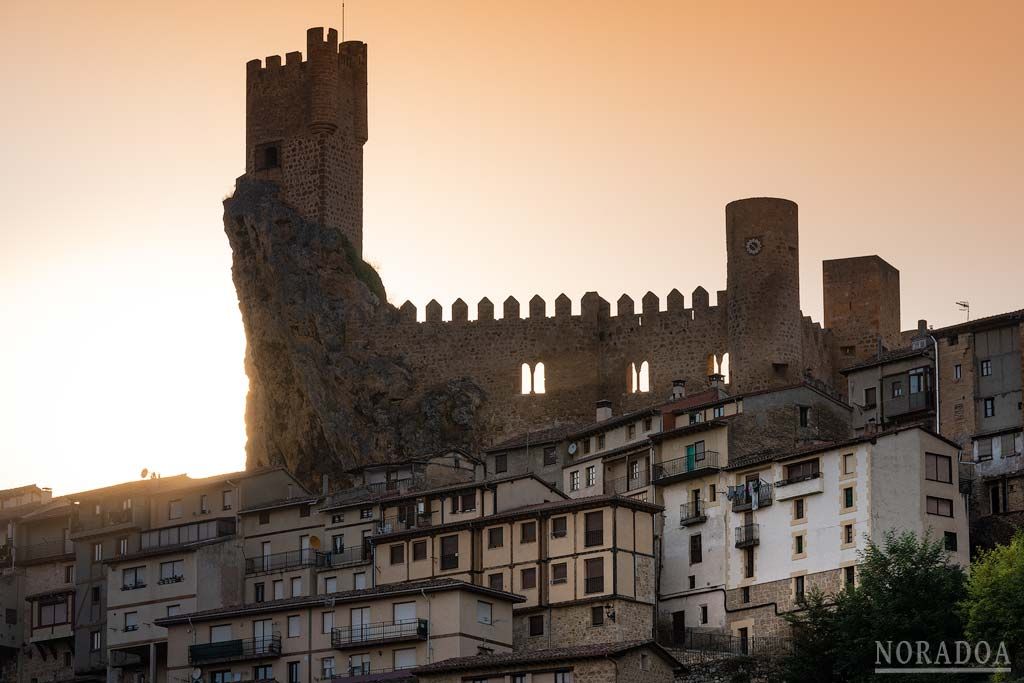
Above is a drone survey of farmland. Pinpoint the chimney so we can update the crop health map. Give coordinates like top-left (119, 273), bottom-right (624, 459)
top-left (670, 379), bottom-right (686, 399)
top-left (865, 418), bottom-right (878, 436)
top-left (708, 373), bottom-right (725, 389)
top-left (596, 400), bottom-right (613, 422)
top-left (321, 475), bottom-right (329, 496)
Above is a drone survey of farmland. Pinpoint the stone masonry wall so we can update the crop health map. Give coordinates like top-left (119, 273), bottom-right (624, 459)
top-left (513, 598), bottom-right (654, 652)
top-left (724, 567), bottom-right (844, 638)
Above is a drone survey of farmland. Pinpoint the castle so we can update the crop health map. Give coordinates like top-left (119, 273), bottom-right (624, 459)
top-left (238, 28), bottom-right (907, 473)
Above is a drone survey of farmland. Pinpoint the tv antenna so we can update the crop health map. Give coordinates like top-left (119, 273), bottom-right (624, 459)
top-left (342, 3), bottom-right (346, 42)
top-left (956, 301), bottom-right (970, 321)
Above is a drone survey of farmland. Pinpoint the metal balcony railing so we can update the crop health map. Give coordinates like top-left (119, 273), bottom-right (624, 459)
top-left (140, 518), bottom-right (234, 551)
top-left (374, 513), bottom-right (433, 535)
top-left (775, 471), bottom-right (820, 488)
top-left (735, 524), bottom-right (760, 548)
top-left (603, 471), bottom-right (650, 495)
top-left (584, 529), bottom-right (604, 547)
top-left (320, 546), bottom-right (369, 567)
top-left (364, 478), bottom-right (419, 495)
top-left (331, 619), bottom-right (428, 648)
top-left (245, 548), bottom-right (318, 575)
top-left (731, 482), bottom-right (773, 511)
top-left (584, 576), bottom-right (605, 594)
top-left (331, 666), bottom-right (418, 681)
top-left (680, 500), bottom-right (706, 525)
top-left (188, 635), bottom-right (281, 666)
top-left (653, 452), bottom-right (720, 483)
top-left (18, 539), bottom-right (75, 563)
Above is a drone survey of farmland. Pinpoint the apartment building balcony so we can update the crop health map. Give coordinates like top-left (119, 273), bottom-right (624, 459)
top-left (603, 471), bottom-right (650, 496)
top-left (731, 483), bottom-right (773, 512)
top-left (374, 513), bottom-right (433, 536)
top-left (883, 390), bottom-right (934, 421)
top-left (188, 635), bottom-right (282, 666)
top-left (17, 539), bottom-right (75, 564)
top-left (679, 500), bottom-right (707, 526)
top-left (71, 506), bottom-right (147, 540)
top-left (320, 545), bottom-right (370, 568)
top-left (139, 518), bottom-right (235, 552)
top-left (653, 452), bottom-right (721, 485)
top-left (774, 473), bottom-right (823, 501)
top-left (331, 667), bottom-right (417, 682)
top-left (365, 478), bottom-right (421, 496)
top-left (734, 524), bottom-right (759, 548)
top-left (245, 549), bottom-right (318, 575)
top-left (331, 619), bottom-right (428, 649)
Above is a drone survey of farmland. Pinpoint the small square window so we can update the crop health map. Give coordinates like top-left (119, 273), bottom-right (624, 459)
top-left (551, 563), bottom-right (567, 584)
top-left (954, 364), bottom-right (962, 380)
top-left (488, 573), bottom-right (503, 591)
top-left (412, 540), bottom-right (427, 562)
top-left (390, 544), bottom-right (405, 565)
top-left (521, 567), bottom-right (537, 590)
top-left (843, 487), bottom-right (854, 509)
top-left (981, 360), bottom-right (992, 376)
top-left (591, 605), bottom-right (604, 626)
top-left (520, 522), bottom-right (537, 544)
top-left (944, 531), bottom-right (958, 552)
top-left (528, 615), bottom-right (544, 636)
top-left (488, 527), bottom-right (504, 548)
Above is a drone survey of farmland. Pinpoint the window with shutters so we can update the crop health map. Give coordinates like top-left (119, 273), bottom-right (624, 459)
top-left (440, 535), bottom-right (459, 570)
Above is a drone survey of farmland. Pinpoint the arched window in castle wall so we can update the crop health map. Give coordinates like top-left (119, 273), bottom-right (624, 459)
top-left (521, 362), bottom-right (547, 395)
top-left (628, 361), bottom-right (651, 393)
top-left (720, 353), bottom-right (730, 384)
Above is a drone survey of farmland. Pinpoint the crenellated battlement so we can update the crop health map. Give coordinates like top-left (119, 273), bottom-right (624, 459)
top-left (393, 287), bottom-right (727, 324)
top-left (246, 28), bottom-right (367, 80)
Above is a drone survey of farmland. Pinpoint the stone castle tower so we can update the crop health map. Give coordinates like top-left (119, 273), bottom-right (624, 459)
top-left (229, 28), bottom-right (904, 480)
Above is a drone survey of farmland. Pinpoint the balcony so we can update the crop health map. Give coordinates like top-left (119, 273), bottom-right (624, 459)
top-left (139, 518), bottom-right (234, 552)
top-left (245, 549), bottom-right (318, 575)
top-left (71, 506), bottom-right (146, 539)
top-left (584, 529), bottom-right (604, 547)
top-left (731, 482), bottom-right (773, 512)
top-left (18, 539), bottom-right (74, 564)
top-left (331, 667), bottom-right (418, 682)
top-left (603, 471), bottom-right (650, 496)
top-left (365, 478), bottom-right (420, 496)
top-left (320, 546), bottom-right (370, 568)
top-left (374, 513), bottom-right (433, 536)
top-left (680, 500), bottom-right (707, 526)
top-left (774, 473), bottom-right (823, 501)
top-left (331, 619), bottom-right (428, 649)
top-left (584, 576), bottom-right (605, 594)
top-left (653, 451), bottom-right (721, 485)
top-left (188, 635), bottom-right (281, 666)
top-left (735, 524), bottom-right (759, 548)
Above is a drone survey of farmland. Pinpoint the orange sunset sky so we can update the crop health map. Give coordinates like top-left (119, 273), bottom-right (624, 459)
top-left (1, 1), bottom-right (1021, 494)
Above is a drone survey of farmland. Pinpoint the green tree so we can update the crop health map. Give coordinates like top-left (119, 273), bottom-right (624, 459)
top-left (782, 588), bottom-right (840, 681)
top-left (961, 531), bottom-right (1024, 675)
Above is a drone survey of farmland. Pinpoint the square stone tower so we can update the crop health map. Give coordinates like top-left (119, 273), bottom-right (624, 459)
top-left (823, 255), bottom-right (901, 362)
top-left (245, 28), bottom-right (368, 254)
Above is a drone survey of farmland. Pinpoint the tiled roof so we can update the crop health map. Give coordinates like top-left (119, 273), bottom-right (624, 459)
top-left (383, 473), bottom-right (565, 503)
top-left (484, 424), bottom-right (582, 452)
top-left (154, 578), bottom-right (525, 626)
top-left (413, 640), bottom-right (679, 674)
top-left (240, 495), bottom-right (320, 514)
top-left (839, 347), bottom-right (929, 375)
top-left (934, 308), bottom-right (1024, 335)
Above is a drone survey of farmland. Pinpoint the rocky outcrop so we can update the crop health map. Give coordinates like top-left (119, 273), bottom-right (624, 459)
top-left (225, 178), bottom-right (486, 487)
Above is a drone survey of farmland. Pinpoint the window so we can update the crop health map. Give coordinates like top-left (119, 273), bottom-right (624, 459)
top-left (412, 540), bottom-right (427, 562)
top-left (700, 605), bottom-right (708, 624)
top-left (891, 381), bottom-right (904, 398)
top-left (200, 494), bottom-right (210, 514)
top-left (584, 511), bottom-right (603, 547)
top-left (692, 440), bottom-right (707, 461)
top-left (630, 461), bottom-right (640, 480)
top-left (708, 483), bottom-right (717, 503)
top-left (257, 142), bottom-right (281, 170)
top-left (628, 423), bottom-right (636, 439)
top-left (690, 534), bottom-right (703, 564)
top-left (273, 580), bottom-right (284, 600)
top-left (332, 534), bottom-right (345, 553)
top-left (93, 543), bottom-right (103, 562)
top-left (288, 661), bottom-right (300, 683)
top-left (978, 438), bottom-right (994, 461)
top-left (926, 453), bottom-right (953, 483)
top-left (124, 611), bottom-right (138, 632)
top-left (521, 567), bottom-right (537, 590)
top-left (167, 604), bottom-right (180, 617)
top-left (944, 531), bottom-right (958, 552)
top-left (864, 387), bottom-right (877, 407)
top-left (842, 453), bottom-right (855, 475)
top-left (984, 398), bottom-right (995, 418)
top-left (254, 665), bottom-right (274, 681)
top-left (689, 412), bottom-right (702, 425)
top-left (794, 576), bottom-right (805, 601)
top-left (321, 657), bottom-right (336, 679)
top-left (551, 516), bottom-right (567, 538)
top-left (353, 573), bottom-right (366, 590)
top-left (168, 499), bottom-right (183, 520)
top-left (784, 459), bottom-right (819, 483)
top-left (254, 582), bottom-right (265, 603)
top-left (122, 566), bottom-right (145, 590)
top-left (494, 453), bottom-right (508, 474)
top-left (844, 524), bottom-right (854, 545)
top-left (688, 575), bottom-right (696, 589)
top-left (440, 535), bottom-right (459, 570)
top-left (321, 611), bottom-right (334, 634)
top-left (744, 547), bottom-right (755, 578)
top-left (584, 557), bottom-right (604, 594)
top-left (488, 573), bottom-right (504, 590)
top-left (64, 565), bottom-right (74, 583)
top-left (799, 406), bottom-right (810, 427)
top-left (793, 498), bottom-right (805, 521)
top-left (451, 491), bottom-right (476, 513)
top-left (300, 504), bottom-right (311, 518)
top-left (794, 535), bottom-right (804, 555)
top-left (591, 605), bottom-right (604, 626)
top-left (118, 537), bottom-right (128, 555)
top-left (37, 598), bottom-right (69, 627)
top-left (258, 510), bottom-right (270, 525)
top-left (331, 513), bottom-right (344, 524)
top-left (360, 507), bottom-right (373, 519)
top-left (586, 466), bottom-right (596, 487)
top-left (712, 405), bottom-right (725, 418)
top-left (324, 577), bottom-right (337, 593)
top-left (521, 522), bottom-right (537, 544)
top-left (644, 417), bottom-right (653, 431)
top-left (844, 565), bottom-right (856, 587)
top-left (981, 359), bottom-right (992, 376)
top-left (91, 586), bottom-right (101, 604)
top-left (597, 434), bottom-right (606, 449)
top-left (529, 615), bottom-right (544, 636)
top-left (543, 446), bottom-right (557, 465)
top-left (555, 672), bottom-right (572, 683)
top-left (927, 496), bottom-right (954, 518)
top-left (843, 486), bottom-right (854, 509)
top-left (160, 560), bottom-right (184, 583)
top-left (487, 527), bottom-right (504, 548)
top-left (954, 364), bottom-right (962, 380)
top-left (287, 615), bottom-right (301, 637)
top-left (476, 600), bottom-right (493, 625)
top-left (582, 438), bottom-right (591, 455)
top-left (742, 586), bottom-right (750, 603)
top-left (390, 544), bottom-right (405, 565)
top-left (570, 470), bottom-right (580, 491)
top-left (222, 489), bottom-right (234, 510)
top-left (90, 631), bottom-right (101, 651)
top-left (551, 562), bottom-right (568, 584)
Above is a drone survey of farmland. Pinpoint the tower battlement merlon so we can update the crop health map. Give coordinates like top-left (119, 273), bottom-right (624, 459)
top-left (244, 27), bottom-right (368, 254)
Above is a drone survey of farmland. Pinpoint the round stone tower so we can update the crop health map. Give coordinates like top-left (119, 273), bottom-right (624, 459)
top-left (725, 197), bottom-right (802, 392)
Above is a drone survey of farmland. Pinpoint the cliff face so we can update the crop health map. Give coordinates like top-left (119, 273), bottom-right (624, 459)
top-left (225, 178), bottom-right (486, 485)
